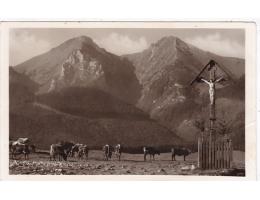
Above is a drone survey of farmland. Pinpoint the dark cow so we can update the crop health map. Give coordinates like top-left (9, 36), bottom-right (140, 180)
top-left (171, 147), bottom-right (191, 161)
top-left (59, 141), bottom-right (74, 156)
top-left (114, 144), bottom-right (122, 161)
top-left (102, 144), bottom-right (113, 161)
top-left (143, 147), bottom-right (160, 161)
top-left (50, 144), bottom-right (67, 161)
top-left (49, 141), bottom-right (74, 161)
top-left (10, 143), bottom-right (30, 160)
top-left (9, 138), bottom-right (33, 160)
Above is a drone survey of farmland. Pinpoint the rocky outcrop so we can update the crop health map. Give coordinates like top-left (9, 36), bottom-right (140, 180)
top-left (48, 49), bottom-right (104, 91)
top-left (15, 36), bottom-right (141, 104)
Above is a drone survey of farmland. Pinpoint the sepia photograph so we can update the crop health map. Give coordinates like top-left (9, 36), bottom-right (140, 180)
top-left (1, 22), bottom-right (255, 178)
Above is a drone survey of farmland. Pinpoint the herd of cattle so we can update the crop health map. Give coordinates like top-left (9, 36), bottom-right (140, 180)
top-left (9, 138), bottom-right (192, 162)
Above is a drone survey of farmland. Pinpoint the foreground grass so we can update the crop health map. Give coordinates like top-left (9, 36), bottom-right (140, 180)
top-left (9, 150), bottom-right (245, 176)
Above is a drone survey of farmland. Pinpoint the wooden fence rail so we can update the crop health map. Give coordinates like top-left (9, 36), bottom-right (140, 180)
top-left (198, 138), bottom-right (233, 170)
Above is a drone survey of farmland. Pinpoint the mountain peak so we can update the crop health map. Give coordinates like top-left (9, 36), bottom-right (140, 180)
top-left (61, 35), bottom-right (98, 49)
top-left (149, 35), bottom-right (189, 55)
top-left (74, 35), bottom-right (94, 43)
top-left (160, 35), bottom-right (179, 42)
top-left (154, 36), bottom-right (182, 46)
top-left (14, 35), bottom-right (141, 104)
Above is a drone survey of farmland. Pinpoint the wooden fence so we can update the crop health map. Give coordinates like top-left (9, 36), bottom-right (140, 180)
top-left (198, 138), bottom-right (233, 170)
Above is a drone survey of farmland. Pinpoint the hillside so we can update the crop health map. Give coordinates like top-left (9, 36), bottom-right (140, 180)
top-left (36, 87), bottom-right (149, 120)
top-left (125, 36), bottom-right (245, 149)
top-left (9, 67), bottom-right (38, 109)
top-left (10, 102), bottom-right (182, 150)
top-left (10, 67), bottom-right (182, 149)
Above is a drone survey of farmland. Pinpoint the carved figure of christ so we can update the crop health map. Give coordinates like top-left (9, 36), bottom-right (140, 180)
top-left (200, 77), bottom-right (224, 105)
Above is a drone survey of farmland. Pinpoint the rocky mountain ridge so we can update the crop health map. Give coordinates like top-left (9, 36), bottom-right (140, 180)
top-left (11, 35), bottom-right (245, 149)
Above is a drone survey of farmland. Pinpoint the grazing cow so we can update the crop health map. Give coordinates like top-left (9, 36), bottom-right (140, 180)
top-left (49, 144), bottom-right (67, 161)
top-left (78, 145), bottom-right (89, 160)
top-left (171, 147), bottom-right (192, 161)
top-left (69, 143), bottom-right (88, 159)
top-left (69, 143), bottom-right (82, 157)
top-left (9, 138), bottom-right (32, 160)
top-left (143, 147), bottom-right (160, 161)
top-left (114, 144), bottom-right (122, 161)
top-left (10, 143), bottom-right (30, 160)
top-left (58, 141), bottom-right (74, 157)
top-left (49, 141), bottom-right (74, 161)
top-left (102, 144), bottom-right (113, 161)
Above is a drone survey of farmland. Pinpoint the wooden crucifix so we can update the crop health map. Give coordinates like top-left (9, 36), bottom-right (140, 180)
top-left (190, 60), bottom-right (226, 141)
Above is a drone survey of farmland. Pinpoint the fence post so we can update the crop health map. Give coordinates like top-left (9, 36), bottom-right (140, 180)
top-left (217, 142), bottom-right (219, 169)
top-left (221, 141), bottom-right (225, 169)
top-left (214, 141), bottom-right (217, 169)
top-left (230, 140), bottom-right (233, 168)
top-left (203, 141), bottom-right (206, 169)
top-left (211, 141), bottom-right (215, 169)
top-left (227, 140), bottom-right (230, 168)
top-left (223, 141), bottom-right (227, 169)
top-left (198, 138), bottom-right (201, 168)
top-left (209, 139), bottom-right (212, 169)
top-left (205, 140), bottom-right (209, 169)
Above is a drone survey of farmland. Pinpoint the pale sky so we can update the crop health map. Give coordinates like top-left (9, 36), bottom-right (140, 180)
top-left (9, 28), bottom-right (245, 66)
